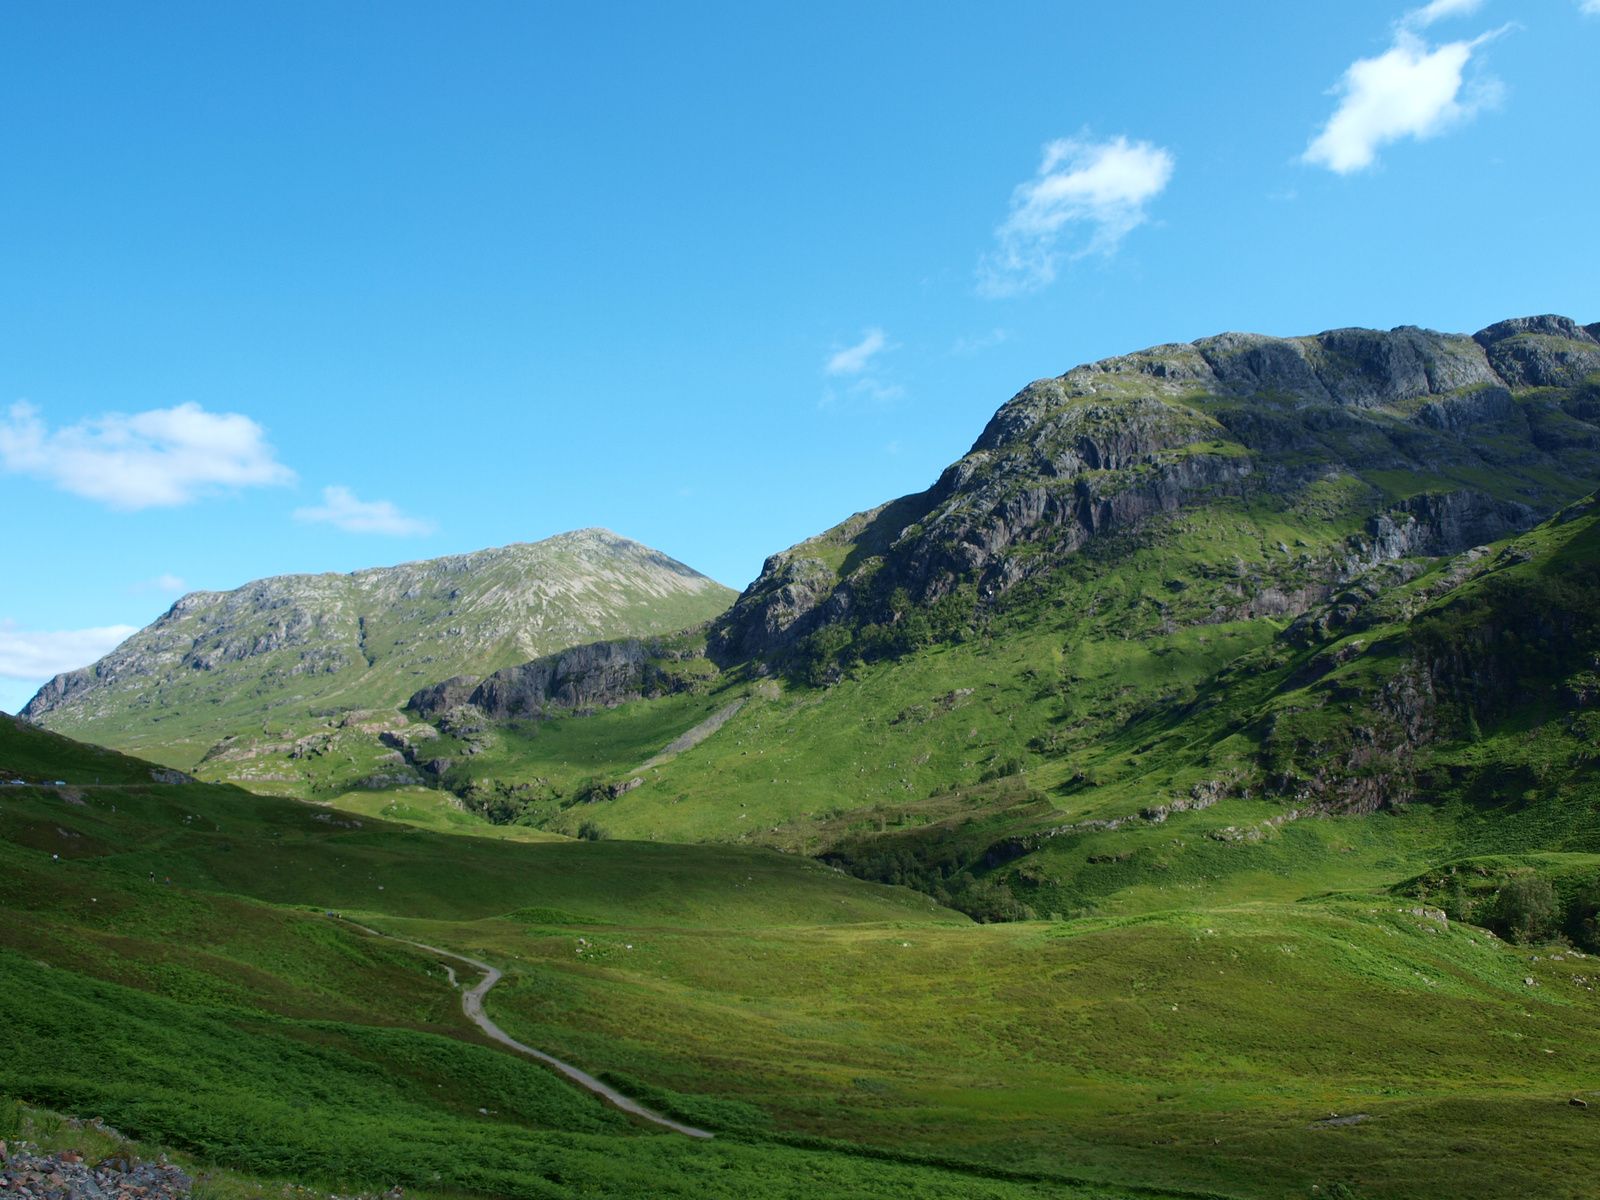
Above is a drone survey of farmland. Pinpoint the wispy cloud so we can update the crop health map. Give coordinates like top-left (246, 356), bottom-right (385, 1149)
top-left (1582, 0), bottom-right (1600, 16)
top-left (1303, 9), bottom-right (1508, 175)
top-left (979, 135), bottom-right (1175, 297)
top-left (819, 378), bottom-right (906, 410)
top-left (131, 574), bottom-right (187, 595)
top-left (825, 329), bottom-right (890, 375)
top-left (950, 329), bottom-right (1011, 357)
top-left (0, 619), bottom-right (138, 681)
top-left (1402, 0), bottom-right (1486, 28)
top-left (821, 328), bottom-right (903, 408)
top-left (293, 486), bottom-right (436, 536)
top-left (0, 401), bottom-right (295, 510)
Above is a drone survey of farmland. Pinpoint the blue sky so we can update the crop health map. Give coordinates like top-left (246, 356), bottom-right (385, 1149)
top-left (2, 0), bottom-right (1597, 712)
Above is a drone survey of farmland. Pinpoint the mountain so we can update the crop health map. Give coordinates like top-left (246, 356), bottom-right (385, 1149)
top-left (11, 315), bottom-right (1600, 1200)
top-left (711, 314), bottom-right (1600, 667)
top-left (351, 315), bottom-right (1600, 859)
top-left (21, 529), bottom-right (737, 772)
top-left (11, 527), bottom-right (1600, 1199)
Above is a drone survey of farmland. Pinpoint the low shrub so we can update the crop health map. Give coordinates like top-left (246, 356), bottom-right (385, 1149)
top-left (1494, 875), bottom-right (1561, 944)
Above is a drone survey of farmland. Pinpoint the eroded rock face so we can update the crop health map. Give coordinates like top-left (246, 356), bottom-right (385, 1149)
top-left (711, 314), bottom-right (1599, 663)
top-left (463, 639), bottom-right (650, 719)
top-left (405, 676), bottom-right (482, 717)
top-left (1368, 491), bottom-right (1539, 561)
top-left (407, 635), bottom-right (711, 721)
top-left (1474, 316), bottom-right (1600, 389)
top-left (1195, 325), bottom-right (1500, 407)
top-left (1414, 386), bottom-right (1519, 435)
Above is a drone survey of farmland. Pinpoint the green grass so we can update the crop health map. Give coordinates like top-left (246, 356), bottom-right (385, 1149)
top-left (10, 391), bottom-right (1600, 1195)
top-left (6, 953), bottom-right (1169, 1200)
top-left (1, 713), bottom-right (175, 785)
top-left (9, 752), bottom-right (1600, 1196)
top-left (374, 885), bottom-right (1600, 1199)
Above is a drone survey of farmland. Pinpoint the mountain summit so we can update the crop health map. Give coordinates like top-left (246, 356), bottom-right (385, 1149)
top-left (22, 528), bottom-right (736, 767)
top-left (712, 315), bottom-right (1600, 666)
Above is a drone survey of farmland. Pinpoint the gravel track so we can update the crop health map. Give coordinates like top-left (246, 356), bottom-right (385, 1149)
top-left (337, 920), bottom-right (714, 1139)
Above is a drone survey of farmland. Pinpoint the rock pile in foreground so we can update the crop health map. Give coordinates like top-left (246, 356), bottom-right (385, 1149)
top-left (0, 1142), bottom-right (192, 1200)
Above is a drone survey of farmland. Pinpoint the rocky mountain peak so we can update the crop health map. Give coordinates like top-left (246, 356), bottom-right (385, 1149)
top-left (711, 313), bottom-right (1600, 665)
top-left (23, 530), bottom-right (737, 768)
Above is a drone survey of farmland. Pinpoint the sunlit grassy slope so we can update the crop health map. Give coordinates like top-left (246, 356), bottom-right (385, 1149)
top-left (7, 727), bottom-right (1600, 1198)
top-left (372, 492), bottom-right (1600, 932)
top-left (380, 496), bottom-right (1316, 839)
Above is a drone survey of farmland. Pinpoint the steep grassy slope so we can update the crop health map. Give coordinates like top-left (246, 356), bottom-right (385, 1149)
top-left (1, 712), bottom-right (191, 785)
top-left (18, 529), bottom-right (735, 773)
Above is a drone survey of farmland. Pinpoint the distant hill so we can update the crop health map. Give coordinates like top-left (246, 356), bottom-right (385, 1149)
top-left (21, 528), bottom-right (736, 771)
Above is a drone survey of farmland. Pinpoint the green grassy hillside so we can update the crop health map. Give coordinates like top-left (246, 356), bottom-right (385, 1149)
top-left (1, 712), bottom-right (189, 785)
top-left (303, 320), bottom-right (1600, 859)
top-left (20, 528), bottom-right (736, 774)
top-left (10, 317), bottom-right (1600, 1199)
top-left (9, 727), bottom-right (1600, 1197)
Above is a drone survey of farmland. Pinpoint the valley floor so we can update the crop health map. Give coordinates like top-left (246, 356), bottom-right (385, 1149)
top-left (6, 766), bottom-right (1600, 1198)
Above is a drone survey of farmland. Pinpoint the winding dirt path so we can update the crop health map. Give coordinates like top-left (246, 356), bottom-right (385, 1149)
top-left (339, 919), bottom-right (714, 1139)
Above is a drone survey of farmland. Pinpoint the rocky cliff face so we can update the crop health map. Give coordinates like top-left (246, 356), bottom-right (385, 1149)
top-left (23, 529), bottom-right (737, 766)
top-left (409, 627), bottom-right (720, 723)
top-left (711, 315), bottom-right (1600, 664)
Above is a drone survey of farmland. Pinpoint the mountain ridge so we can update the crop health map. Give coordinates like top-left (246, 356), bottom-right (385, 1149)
top-left (21, 527), bottom-right (737, 769)
top-left (308, 310), bottom-right (1600, 854)
top-left (709, 314), bottom-right (1600, 668)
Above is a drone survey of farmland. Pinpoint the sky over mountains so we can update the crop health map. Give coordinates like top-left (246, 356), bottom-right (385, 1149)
top-left (0, 0), bottom-right (1596, 713)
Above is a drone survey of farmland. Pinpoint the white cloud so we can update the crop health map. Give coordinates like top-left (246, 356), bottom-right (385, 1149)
top-left (1303, 27), bottom-right (1506, 174)
top-left (825, 329), bottom-right (889, 375)
top-left (950, 329), bottom-right (1011, 356)
top-left (293, 486), bottom-right (436, 536)
top-left (0, 619), bottom-right (138, 681)
top-left (1582, 0), bottom-right (1600, 16)
top-left (980, 136), bottom-right (1175, 297)
top-left (1402, 0), bottom-right (1486, 29)
top-left (132, 574), bottom-right (187, 594)
top-left (0, 401), bottom-right (295, 510)
top-left (818, 378), bottom-right (906, 411)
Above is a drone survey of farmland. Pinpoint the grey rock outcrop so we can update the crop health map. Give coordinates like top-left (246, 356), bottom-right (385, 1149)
top-left (1367, 491), bottom-right (1539, 561)
top-left (1413, 385), bottom-right (1520, 435)
top-left (21, 528), bottom-right (737, 763)
top-left (1196, 325), bottom-right (1501, 407)
top-left (1474, 316), bottom-right (1600, 389)
top-left (408, 635), bottom-right (710, 722)
top-left (404, 676), bottom-right (482, 718)
top-left (711, 314), bottom-right (1599, 664)
top-left (450, 639), bottom-right (650, 720)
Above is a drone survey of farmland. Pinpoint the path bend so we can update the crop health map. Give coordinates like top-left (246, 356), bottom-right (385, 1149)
top-left (339, 919), bottom-right (714, 1139)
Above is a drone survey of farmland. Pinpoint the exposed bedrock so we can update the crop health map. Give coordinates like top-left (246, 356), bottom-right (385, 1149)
top-left (409, 640), bottom-right (651, 720)
top-left (708, 314), bottom-right (1599, 665)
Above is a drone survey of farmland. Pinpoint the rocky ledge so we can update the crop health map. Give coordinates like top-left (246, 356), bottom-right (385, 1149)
top-left (407, 633), bottom-right (714, 724)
